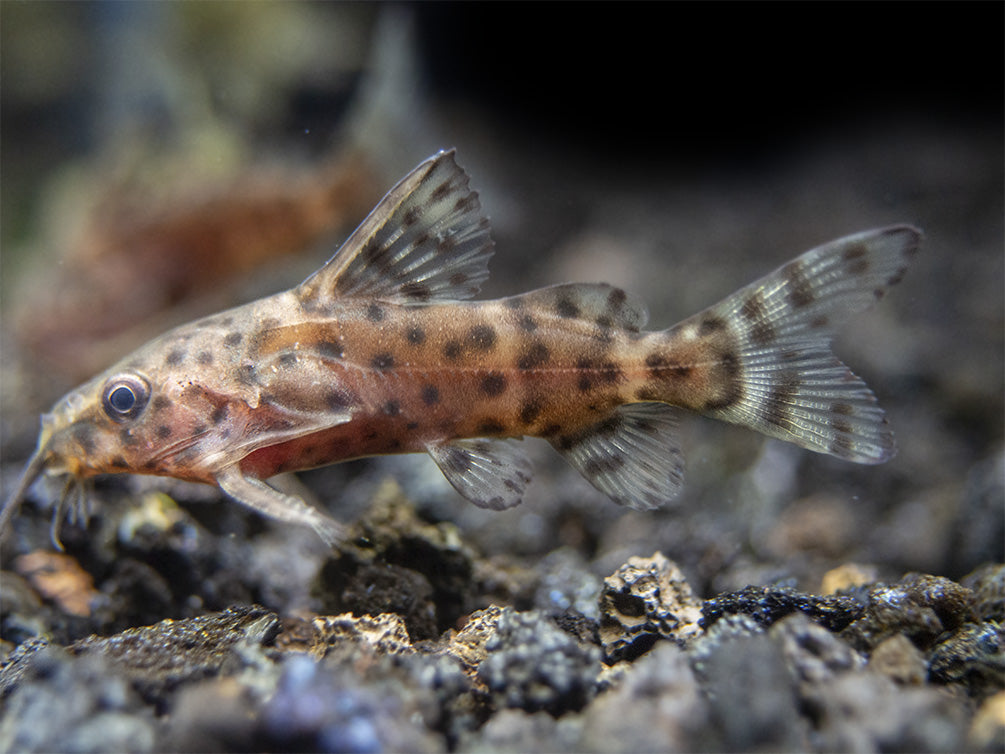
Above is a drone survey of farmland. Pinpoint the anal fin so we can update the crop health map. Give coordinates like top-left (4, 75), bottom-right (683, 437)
top-left (550, 403), bottom-right (684, 511)
top-left (427, 438), bottom-right (533, 510)
top-left (215, 464), bottom-right (345, 547)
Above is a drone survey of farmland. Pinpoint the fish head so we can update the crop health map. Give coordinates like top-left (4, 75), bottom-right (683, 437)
top-left (2, 333), bottom-right (246, 534)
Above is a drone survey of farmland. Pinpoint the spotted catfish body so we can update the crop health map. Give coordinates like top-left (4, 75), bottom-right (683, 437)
top-left (2, 150), bottom-right (921, 545)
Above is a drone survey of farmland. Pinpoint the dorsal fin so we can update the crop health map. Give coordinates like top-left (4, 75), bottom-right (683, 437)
top-left (502, 282), bottom-right (649, 331)
top-left (297, 149), bottom-right (494, 307)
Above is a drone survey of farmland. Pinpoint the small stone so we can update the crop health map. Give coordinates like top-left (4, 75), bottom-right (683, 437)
top-left (840, 574), bottom-right (976, 652)
top-left (444, 605), bottom-right (506, 676)
top-left (770, 613), bottom-right (865, 685)
top-left (312, 613), bottom-right (414, 656)
top-left (868, 634), bottom-right (927, 685)
top-left (598, 552), bottom-right (702, 662)
top-left (477, 608), bottom-right (601, 716)
top-left (961, 563), bottom-right (1005, 622)
top-left (928, 621), bottom-right (1004, 698)
top-left (701, 584), bottom-right (861, 633)
top-left (821, 562), bottom-right (879, 594)
top-left (968, 690), bottom-right (1005, 751)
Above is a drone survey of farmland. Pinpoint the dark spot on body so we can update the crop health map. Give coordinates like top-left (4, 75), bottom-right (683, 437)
top-left (211, 404), bottom-right (230, 424)
top-left (481, 372), bottom-right (507, 396)
top-left (698, 316), bottom-right (727, 335)
top-left (478, 419), bottom-right (505, 434)
top-left (597, 415), bottom-right (622, 437)
top-left (449, 272), bottom-right (469, 286)
top-left (325, 387), bottom-right (355, 410)
top-left (279, 352), bottom-right (298, 367)
top-left (421, 385), bottom-right (441, 405)
top-left (518, 313), bottom-right (538, 332)
top-left (468, 324), bottom-right (497, 350)
top-left (237, 365), bottom-right (258, 385)
top-left (721, 351), bottom-right (740, 378)
top-left (595, 315), bottom-right (613, 330)
top-left (366, 303), bottom-right (386, 322)
top-left (443, 340), bottom-right (463, 361)
top-left (224, 332), bottom-right (243, 347)
top-left (196, 351), bottom-right (214, 366)
top-left (165, 348), bottom-right (186, 366)
top-left (383, 400), bottom-right (401, 416)
top-left (406, 421), bottom-right (420, 430)
top-left (556, 434), bottom-right (577, 451)
top-left (261, 318), bottom-right (280, 330)
top-left (517, 342), bottom-right (550, 370)
top-left (645, 353), bottom-right (667, 371)
top-left (318, 341), bottom-right (344, 359)
top-left (542, 423), bottom-right (562, 436)
top-left (635, 385), bottom-right (661, 401)
top-left (505, 297), bottom-right (524, 310)
top-left (406, 326), bottom-right (426, 345)
top-left (784, 261), bottom-right (815, 307)
top-left (702, 350), bottom-right (744, 410)
top-left (109, 455), bottom-right (129, 470)
top-left (811, 315), bottom-right (830, 329)
top-left (833, 402), bottom-right (854, 416)
top-left (371, 353), bottom-right (395, 370)
top-left (152, 395), bottom-right (172, 412)
top-left (520, 400), bottom-right (542, 424)
top-left (556, 296), bottom-right (580, 318)
top-left (155, 425), bottom-right (172, 440)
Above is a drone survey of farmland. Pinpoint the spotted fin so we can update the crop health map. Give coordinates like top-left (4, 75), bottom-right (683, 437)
top-left (215, 464), bottom-right (346, 547)
top-left (550, 403), bottom-right (684, 510)
top-left (297, 149), bottom-right (493, 307)
top-left (697, 225), bottom-right (922, 463)
top-left (504, 282), bottom-right (649, 332)
top-left (427, 438), bottom-right (533, 510)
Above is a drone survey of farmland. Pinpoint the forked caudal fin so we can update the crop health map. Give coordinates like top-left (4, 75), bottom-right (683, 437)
top-left (688, 225), bottom-right (922, 464)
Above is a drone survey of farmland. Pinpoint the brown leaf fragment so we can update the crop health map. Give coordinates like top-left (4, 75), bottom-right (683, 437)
top-left (14, 551), bottom-right (98, 618)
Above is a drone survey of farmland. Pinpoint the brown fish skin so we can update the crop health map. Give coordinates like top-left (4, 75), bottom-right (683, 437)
top-left (1, 150), bottom-right (922, 545)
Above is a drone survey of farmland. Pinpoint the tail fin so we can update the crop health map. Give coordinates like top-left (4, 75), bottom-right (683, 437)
top-left (695, 225), bottom-right (921, 463)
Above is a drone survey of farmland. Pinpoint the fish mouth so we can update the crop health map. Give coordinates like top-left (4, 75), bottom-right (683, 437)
top-left (1, 427), bottom-right (88, 549)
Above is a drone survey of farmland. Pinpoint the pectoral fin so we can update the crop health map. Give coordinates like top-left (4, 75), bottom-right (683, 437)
top-left (215, 464), bottom-right (345, 547)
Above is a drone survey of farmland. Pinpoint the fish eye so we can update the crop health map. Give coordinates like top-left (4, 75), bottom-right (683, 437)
top-left (101, 373), bottom-right (151, 422)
